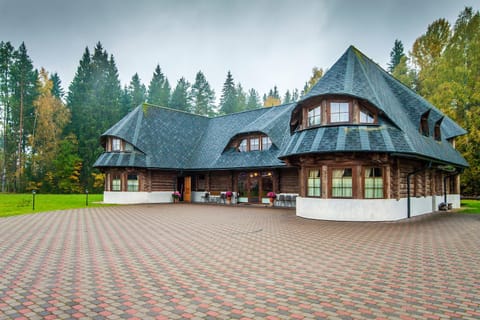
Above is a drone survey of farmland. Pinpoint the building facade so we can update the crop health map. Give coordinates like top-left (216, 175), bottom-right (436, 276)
top-left (94, 46), bottom-right (468, 221)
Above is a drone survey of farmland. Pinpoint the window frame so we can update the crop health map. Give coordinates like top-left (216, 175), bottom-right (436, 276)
top-left (127, 174), bottom-right (139, 192)
top-left (364, 167), bottom-right (384, 199)
top-left (307, 106), bottom-right (322, 127)
top-left (359, 107), bottom-right (376, 124)
top-left (307, 168), bottom-right (321, 197)
top-left (330, 167), bottom-right (353, 198)
top-left (236, 134), bottom-right (273, 152)
top-left (112, 174), bottom-right (121, 191)
top-left (111, 137), bottom-right (122, 151)
top-left (328, 101), bottom-right (351, 124)
top-left (261, 136), bottom-right (272, 150)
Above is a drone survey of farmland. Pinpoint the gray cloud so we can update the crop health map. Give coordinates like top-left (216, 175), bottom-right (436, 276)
top-left (0, 0), bottom-right (477, 98)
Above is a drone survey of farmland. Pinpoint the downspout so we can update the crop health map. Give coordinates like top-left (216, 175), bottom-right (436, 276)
top-left (406, 162), bottom-right (432, 219)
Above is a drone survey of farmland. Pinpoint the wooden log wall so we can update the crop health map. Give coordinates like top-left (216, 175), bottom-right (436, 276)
top-left (208, 171), bottom-right (233, 191)
top-left (279, 168), bottom-right (299, 193)
top-left (149, 171), bottom-right (177, 191)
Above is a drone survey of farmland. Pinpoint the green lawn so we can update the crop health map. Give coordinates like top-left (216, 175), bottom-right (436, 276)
top-left (459, 199), bottom-right (480, 214)
top-left (0, 193), bottom-right (113, 217)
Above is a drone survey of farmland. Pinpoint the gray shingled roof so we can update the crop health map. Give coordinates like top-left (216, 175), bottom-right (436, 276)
top-left (280, 46), bottom-right (468, 167)
top-left (94, 46), bottom-right (468, 170)
top-left (94, 103), bottom-right (294, 170)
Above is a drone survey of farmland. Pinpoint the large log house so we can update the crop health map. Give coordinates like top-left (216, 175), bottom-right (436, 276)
top-left (94, 46), bottom-right (468, 221)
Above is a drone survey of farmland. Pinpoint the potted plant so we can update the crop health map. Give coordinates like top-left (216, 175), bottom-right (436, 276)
top-left (172, 191), bottom-right (181, 203)
top-left (225, 191), bottom-right (233, 205)
top-left (267, 191), bottom-right (276, 206)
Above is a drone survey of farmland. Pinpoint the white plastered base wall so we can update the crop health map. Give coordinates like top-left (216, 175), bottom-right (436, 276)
top-left (296, 194), bottom-right (460, 221)
top-left (103, 191), bottom-right (173, 204)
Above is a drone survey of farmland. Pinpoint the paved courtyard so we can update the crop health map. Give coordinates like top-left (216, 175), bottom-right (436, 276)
top-left (0, 205), bottom-right (479, 320)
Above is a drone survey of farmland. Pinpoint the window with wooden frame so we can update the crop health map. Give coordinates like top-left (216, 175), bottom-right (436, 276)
top-left (308, 106), bottom-right (321, 127)
top-left (359, 107), bottom-right (375, 124)
top-left (236, 134), bottom-right (273, 152)
top-left (127, 174), bottom-right (139, 192)
top-left (364, 167), bottom-right (384, 199)
top-left (329, 102), bottom-right (350, 123)
top-left (249, 137), bottom-right (260, 151)
top-left (307, 169), bottom-right (321, 197)
top-left (112, 174), bottom-right (121, 191)
top-left (112, 137), bottom-right (122, 151)
top-left (331, 168), bottom-right (353, 198)
top-left (261, 136), bottom-right (272, 150)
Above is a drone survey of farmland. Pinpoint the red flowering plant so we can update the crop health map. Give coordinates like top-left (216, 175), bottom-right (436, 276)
top-left (225, 191), bottom-right (233, 198)
top-left (267, 191), bottom-right (276, 199)
top-left (172, 191), bottom-right (181, 199)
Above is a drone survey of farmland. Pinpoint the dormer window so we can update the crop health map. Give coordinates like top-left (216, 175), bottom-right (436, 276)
top-left (360, 108), bottom-right (375, 124)
top-left (250, 137), bottom-right (260, 151)
top-left (308, 106), bottom-right (321, 126)
top-left (295, 97), bottom-right (378, 132)
top-left (420, 110), bottom-right (430, 136)
top-left (112, 138), bottom-right (122, 151)
top-left (329, 102), bottom-right (350, 123)
top-left (108, 137), bottom-right (135, 152)
top-left (232, 134), bottom-right (273, 152)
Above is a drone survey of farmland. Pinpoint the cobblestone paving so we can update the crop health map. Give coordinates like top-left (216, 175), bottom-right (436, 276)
top-left (1, 204), bottom-right (480, 319)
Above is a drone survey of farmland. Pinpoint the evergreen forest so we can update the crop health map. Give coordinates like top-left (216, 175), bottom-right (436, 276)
top-left (0, 7), bottom-right (479, 195)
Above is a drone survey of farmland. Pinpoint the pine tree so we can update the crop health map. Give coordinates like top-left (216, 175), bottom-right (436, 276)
top-left (235, 83), bottom-right (247, 112)
top-left (10, 42), bottom-right (38, 191)
top-left (388, 40), bottom-right (405, 73)
top-left (49, 72), bottom-right (64, 99)
top-left (169, 77), bottom-right (191, 112)
top-left (147, 65), bottom-right (170, 107)
top-left (219, 71), bottom-right (237, 114)
top-left (246, 88), bottom-right (261, 110)
top-left (0, 41), bottom-right (15, 192)
top-left (66, 42), bottom-right (123, 189)
top-left (191, 71), bottom-right (215, 116)
top-left (127, 73), bottom-right (146, 110)
top-left (283, 90), bottom-right (292, 104)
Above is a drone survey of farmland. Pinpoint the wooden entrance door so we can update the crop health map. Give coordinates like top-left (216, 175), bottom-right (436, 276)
top-left (184, 176), bottom-right (191, 202)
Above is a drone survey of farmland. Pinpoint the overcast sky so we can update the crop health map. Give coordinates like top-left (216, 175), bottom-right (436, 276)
top-left (0, 0), bottom-right (477, 99)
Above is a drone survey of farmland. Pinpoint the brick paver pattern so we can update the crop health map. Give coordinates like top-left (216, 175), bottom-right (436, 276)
top-left (1, 204), bottom-right (479, 319)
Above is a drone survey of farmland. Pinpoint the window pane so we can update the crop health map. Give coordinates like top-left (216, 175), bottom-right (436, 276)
top-left (262, 136), bottom-right (272, 150)
top-left (127, 174), bottom-right (138, 192)
top-left (360, 109), bottom-right (375, 123)
top-left (308, 106), bottom-right (321, 126)
top-left (238, 139), bottom-right (247, 152)
top-left (250, 137), bottom-right (260, 151)
top-left (307, 169), bottom-right (321, 197)
top-left (112, 175), bottom-right (121, 191)
top-left (112, 138), bottom-right (121, 151)
top-left (330, 102), bottom-right (350, 123)
top-left (364, 167), bottom-right (383, 198)
top-left (331, 168), bottom-right (352, 198)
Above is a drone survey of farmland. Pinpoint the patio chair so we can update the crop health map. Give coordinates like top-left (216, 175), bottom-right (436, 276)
top-left (276, 194), bottom-right (285, 207)
top-left (219, 193), bottom-right (226, 204)
top-left (201, 192), bottom-right (210, 203)
top-left (285, 194), bottom-right (292, 207)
